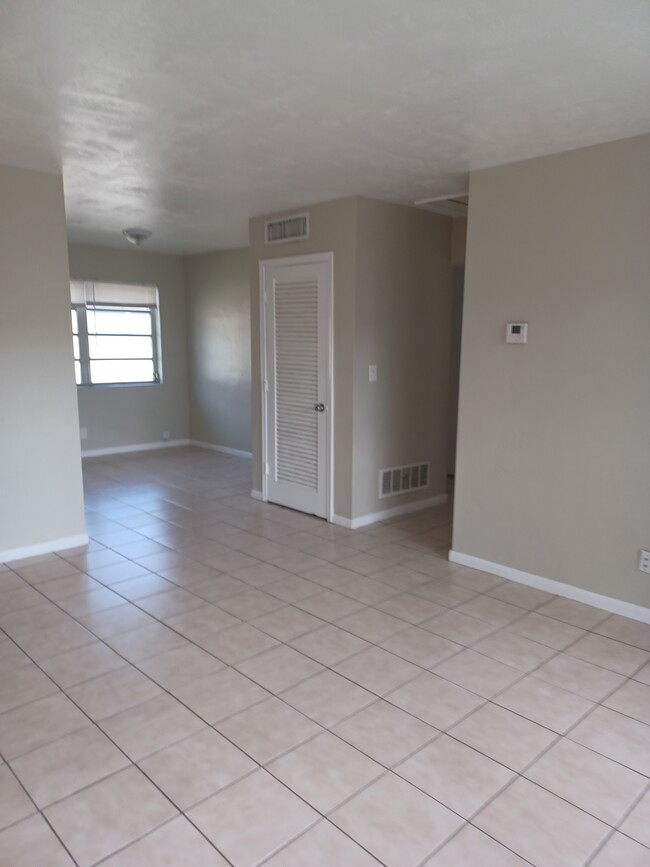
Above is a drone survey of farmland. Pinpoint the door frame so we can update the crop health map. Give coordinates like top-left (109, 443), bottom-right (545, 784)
top-left (259, 252), bottom-right (335, 522)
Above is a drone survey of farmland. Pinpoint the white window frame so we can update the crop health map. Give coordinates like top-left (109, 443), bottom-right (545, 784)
top-left (71, 282), bottom-right (162, 387)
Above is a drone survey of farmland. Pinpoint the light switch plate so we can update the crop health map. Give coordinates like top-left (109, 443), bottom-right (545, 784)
top-left (369, 364), bottom-right (377, 382)
top-left (506, 322), bottom-right (528, 343)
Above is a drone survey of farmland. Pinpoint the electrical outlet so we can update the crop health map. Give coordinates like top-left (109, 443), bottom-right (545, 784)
top-left (80, 428), bottom-right (88, 441)
top-left (639, 550), bottom-right (650, 575)
top-left (162, 430), bottom-right (171, 441)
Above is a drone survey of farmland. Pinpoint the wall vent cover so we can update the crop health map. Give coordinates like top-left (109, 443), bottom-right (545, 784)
top-left (379, 462), bottom-right (430, 498)
top-left (265, 213), bottom-right (310, 244)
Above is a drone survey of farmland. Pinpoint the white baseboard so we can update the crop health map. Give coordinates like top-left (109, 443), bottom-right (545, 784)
top-left (333, 494), bottom-right (448, 530)
top-left (191, 440), bottom-right (252, 459)
top-left (82, 439), bottom-right (190, 458)
top-left (250, 490), bottom-right (263, 501)
top-left (1, 533), bottom-right (89, 565)
top-left (449, 550), bottom-right (650, 625)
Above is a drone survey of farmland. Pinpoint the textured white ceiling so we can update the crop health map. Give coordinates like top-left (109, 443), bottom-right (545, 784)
top-left (1, 0), bottom-right (648, 253)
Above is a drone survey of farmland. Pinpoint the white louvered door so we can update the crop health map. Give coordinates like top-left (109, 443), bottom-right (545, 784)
top-left (262, 255), bottom-right (332, 518)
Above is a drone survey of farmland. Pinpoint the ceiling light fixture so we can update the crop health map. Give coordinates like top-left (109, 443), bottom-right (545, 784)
top-left (122, 227), bottom-right (152, 246)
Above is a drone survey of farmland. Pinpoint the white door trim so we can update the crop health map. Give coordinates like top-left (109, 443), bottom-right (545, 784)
top-left (259, 253), bottom-right (334, 522)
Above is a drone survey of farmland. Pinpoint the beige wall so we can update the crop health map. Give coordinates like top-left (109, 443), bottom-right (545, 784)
top-left (249, 196), bottom-right (453, 521)
top-left (453, 135), bottom-right (650, 608)
top-left (185, 248), bottom-right (251, 452)
top-left (249, 198), bottom-right (358, 515)
top-left (0, 166), bottom-right (85, 555)
top-left (352, 198), bottom-right (452, 517)
top-left (450, 217), bottom-right (467, 265)
top-left (68, 244), bottom-right (190, 450)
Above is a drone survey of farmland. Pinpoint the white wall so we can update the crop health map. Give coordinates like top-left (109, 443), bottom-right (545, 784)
top-left (453, 134), bottom-right (650, 610)
top-left (68, 244), bottom-right (190, 451)
top-left (0, 166), bottom-right (86, 558)
top-left (184, 247), bottom-right (252, 452)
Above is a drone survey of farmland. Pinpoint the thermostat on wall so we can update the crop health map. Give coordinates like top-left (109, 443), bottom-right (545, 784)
top-left (506, 322), bottom-right (528, 343)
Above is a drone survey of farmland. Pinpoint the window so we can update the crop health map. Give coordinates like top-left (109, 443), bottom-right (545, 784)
top-left (70, 281), bottom-right (161, 386)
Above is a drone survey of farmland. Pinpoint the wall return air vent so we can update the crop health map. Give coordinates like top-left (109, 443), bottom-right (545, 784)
top-left (265, 213), bottom-right (310, 244)
top-left (379, 462), bottom-right (430, 498)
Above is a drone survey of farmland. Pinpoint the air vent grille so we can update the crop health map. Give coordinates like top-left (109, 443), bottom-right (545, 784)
top-left (265, 213), bottom-right (309, 244)
top-left (379, 462), bottom-right (430, 498)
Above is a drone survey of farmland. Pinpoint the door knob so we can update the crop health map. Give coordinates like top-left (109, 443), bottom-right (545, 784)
top-left (314, 403), bottom-right (326, 412)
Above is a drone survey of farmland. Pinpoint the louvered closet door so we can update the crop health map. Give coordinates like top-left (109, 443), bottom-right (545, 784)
top-left (263, 256), bottom-right (332, 518)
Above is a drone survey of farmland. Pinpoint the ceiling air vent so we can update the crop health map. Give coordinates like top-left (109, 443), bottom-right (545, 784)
top-left (379, 462), bottom-right (430, 498)
top-left (265, 213), bottom-right (310, 244)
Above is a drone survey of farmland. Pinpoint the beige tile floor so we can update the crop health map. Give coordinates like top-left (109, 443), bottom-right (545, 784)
top-left (1, 447), bottom-right (649, 866)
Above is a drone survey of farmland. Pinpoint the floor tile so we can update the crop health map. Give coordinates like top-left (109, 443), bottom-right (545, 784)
top-left (472, 629), bottom-right (556, 671)
top-left (603, 679), bottom-right (650, 725)
top-left (381, 626), bottom-right (461, 668)
top-left (333, 700), bottom-right (437, 766)
top-left (104, 622), bottom-right (188, 662)
top-left (198, 622), bottom-right (279, 663)
top-left (289, 624), bottom-right (370, 666)
top-left (333, 647), bottom-right (421, 695)
top-left (264, 819), bottom-right (381, 865)
top-left (566, 632), bottom-right (648, 675)
top-left (433, 648), bottom-right (523, 698)
top-left (100, 693), bottom-right (206, 761)
top-left (495, 675), bottom-right (593, 733)
top-left (397, 734), bottom-right (514, 817)
top-left (375, 591), bottom-right (445, 624)
top-left (236, 644), bottom-right (323, 692)
top-left (217, 696), bottom-right (322, 763)
top-left (535, 596), bottom-right (610, 629)
top-left (450, 703), bottom-right (557, 771)
top-left (250, 605), bottom-right (323, 641)
top-left (211, 589), bottom-right (284, 623)
top-left (163, 603), bottom-right (240, 640)
top-left (188, 769), bottom-right (318, 867)
top-left (533, 652), bottom-right (625, 701)
top-left (139, 728), bottom-right (256, 810)
top-left (486, 581), bottom-right (555, 610)
top-left (422, 609), bottom-right (497, 644)
top-left (387, 672), bottom-right (483, 729)
top-left (68, 665), bottom-right (162, 719)
top-left (0, 693), bottom-right (89, 759)
top-left (336, 607), bottom-right (409, 643)
top-left (138, 644), bottom-right (225, 691)
top-left (296, 589), bottom-right (366, 621)
top-left (508, 611), bottom-right (585, 649)
top-left (100, 816), bottom-right (229, 866)
top-left (10, 724), bottom-right (130, 808)
top-left (474, 777), bottom-right (611, 867)
top-left (39, 641), bottom-right (127, 689)
top-left (78, 604), bottom-right (155, 639)
top-left (525, 737), bottom-right (647, 825)
top-left (588, 833), bottom-right (650, 867)
top-left (280, 669), bottom-right (375, 726)
top-left (0, 764), bottom-right (35, 830)
top-left (619, 789), bottom-right (650, 848)
top-left (455, 594), bottom-right (524, 626)
top-left (338, 576), bottom-right (400, 605)
top-left (11, 620), bottom-right (96, 661)
top-left (331, 772), bottom-right (463, 867)
top-left (173, 668), bottom-right (270, 722)
top-left (569, 706), bottom-right (650, 775)
top-left (0, 663), bottom-right (59, 714)
top-left (593, 614), bottom-right (650, 651)
top-left (423, 823), bottom-right (530, 865)
top-left (268, 731), bottom-right (384, 812)
top-left (44, 765), bottom-right (177, 867)
top-left (0, 814), bottom-right (75, 866)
